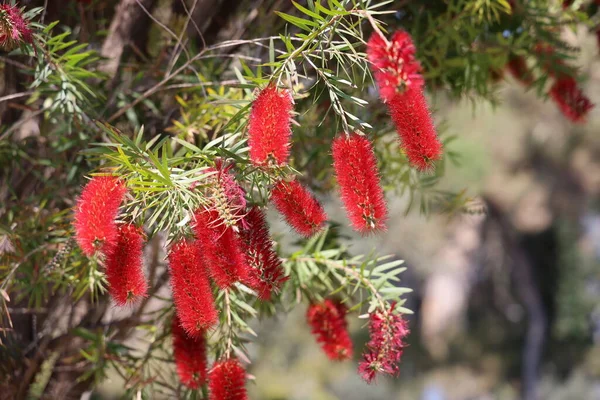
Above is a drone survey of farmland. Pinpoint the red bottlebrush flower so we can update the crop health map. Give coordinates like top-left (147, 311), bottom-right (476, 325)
top-left (209, 359), bottom-right (248, 400)
top-left (306, 299), bottom-right (353, 361)
top-left (74, 176), bottom-right (127, 256)
top-left (507, 56), bottom-right (533, 86)
top-left (193, 208), bottom-right (249, 289)
top-left (358, 305), bottom-right (409, 384)
top-left (239, 207), bottom-right (288, 300)
top-left (388, 86), bottom-right (443, 170)
top-left (247, 84), bottom-right (293, 167)
top-left (562, 0), bottom-right (574, 8)
top-left (104, 224), bottom-right (148, 306)
top-left (172, 315), bottom-right (208, 389)
top-left (203, 163), bottom-right (247, 227)
top-left (169, 239), bottom-right (218, 336)
top-left (332, 134), bottom-right (387, 233)
top-left (0, 4), bottom-right (32, 50)
top-left (367, 30), bottom-right (423, 103)
top-left (270, 179), bottom-right (327, 237)
top-left (549, 77), bottom-right (594, 123)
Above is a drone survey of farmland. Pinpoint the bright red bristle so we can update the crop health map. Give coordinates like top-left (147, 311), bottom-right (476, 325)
top-left (209, 358), bottom-right (248, 400)
top-left (168, 239), bottom-right (218, 336)
top-left (358, 304), bottom-right (409, 384)
top-left (332, 133), bottom-right (387, 233)
top-left (0, 4), bottom-right (33, 50)
top-left (247, 84), bottom-right (293, 167)
top-left (240, 207), bottom-right (288, 300)
top-left (306, 299), bottom-right (353, 361)
top-left (193, 208), bottom-right (249, 289)
top-left (388, 86), bottom-right (443, 171)
top-left (507, 56), bottom-right (533, 86)
top-left (367, 30), bottom-right (423, 103)
top-left (172, 315), bottom-right (208, 389)
top-left (270, 179), bottom-right (327, 237)
top-left (74, 176), bottom-right (127, 256)
top-left (549, 77), bottom-right (594, 123)
top-left (104, 224), bottom-right (148, 306)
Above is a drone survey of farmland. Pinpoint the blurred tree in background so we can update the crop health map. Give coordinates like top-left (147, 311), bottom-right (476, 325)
top-left (1, 0), bottom-right (600, 399)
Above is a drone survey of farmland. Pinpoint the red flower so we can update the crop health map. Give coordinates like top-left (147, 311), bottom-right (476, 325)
top-left (247, 84), bottom-right (293, 167)
top-left (172, 315), bottom-right (208, 389)
top-left (549, 77), bottom-right (594, 123)
top-left (74, 176), bottom-right (127, 256)
top-left (562, 0), bottom-right (574, 8)
top-left (507, 56), bottom-right (533, 86)
top-left (306, 299), bottom-right (353, 361)
top-left (209, 358), bottom-right (248, 400)
top-left (193, 208), bottom-right (249, 289)
top-left (270, 179), bottom-right (327, 237)
top-left (332, 134), bottom-right (387, 233)
top-left (0, 4), bottom-right (32, 50)
top-left (168, 239), bottom-right (218, 336)
top-left (104, 224), bottom-right (148, 306)
top-left (240, 207), bottom-right (288, 300)
top-left (358, 305), bottom-right (409, 384)
top-left (367, 30), bottom-right (423, 103)
top-left (204, 163), bottom-right (247, 227)
top-left (388, 86), bottom-right (443, 170)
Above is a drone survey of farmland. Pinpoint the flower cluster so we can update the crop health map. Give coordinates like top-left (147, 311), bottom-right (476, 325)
top-left (306, 299), bottom-right (353, 361)
top-left (172, 316), bottom-right (208, 389)
top-left (240, 207), bottom-right (288, 300)
top-left (271, 179), bottom-right (327, 237)
top-left (205, 163), bottom-right (247, 227)
top-left (247, 84), bottom-right (293, 167)
top-left (104, 224), bottom-right (148, 305)
top-left (332, 133), bottom-right (387, 233)
top-left (549, 77), bottom-right (594, 123)
top-left (358, 305), bottom-right (409, 384)
top-left (168, 239), bottom-right (218, 337)
top-left (0, 4), bottom-right (32, 50)
top-left (367, 30), bottom-right (442, 171)
top-left (507, 56), bottom-right (533, 86)
top-left (208, 358), bottom-right (248, 400)
top-left (74, 176), bottom-right (127, 256)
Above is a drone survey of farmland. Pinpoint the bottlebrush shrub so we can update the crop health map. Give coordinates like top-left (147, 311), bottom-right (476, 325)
top-left (0, 4), bottom-right (32, 50)
top-left (172, 316), bottom-right (208, 389)
top-left (368, 30), bottom-right (442, 170)
top-left (73, 176), bottom-right (127, 256)
top-left (247, 84), bottom-right (293, 167)
top-left (209, 358), bottom-right (248, 400)
top-left (358, 303), bottom-right (410, 383)
top-left (194, 207), bottom-right (249, 288)
top-left (270, 179), bottom-right (327, 237)
top-left (240, 207), bottom-right (288, 300)
top-left (306, 299), bottom-right (353, 361)
top-left (168, 239), bottom-right (218, 336)
top-left (332, 133), bottom-right (387, 233)
top-left (549, 77), bottom-right (594, 123)
top-left (104, 224), bottom-right (148, 305)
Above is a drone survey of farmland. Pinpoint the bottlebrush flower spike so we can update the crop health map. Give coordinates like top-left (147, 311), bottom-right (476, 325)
top-left (193, 208), bottom-right (249, 289)
top-left (549, 77), bottom-right (594, 123)
top-left (203, 160), bottom-right (247, 228)
top-left (74, 176), bottom-right (127, 256)
top-left (507, 56), bottom-right (533, 86)
top-left (247, 84), bottom-right (293, 167)
top-left (172, 315), bottom-right (208, 389)
top-left (168, 239), bottom-right (218, 335)
top-left (306, 299), bottom-right (353, 361)
top-left (104, 224), bottom-right (148, 306)
top-left (209, 358), bottom-right (248, 400)
top-left (367, 30), bottom-right (423, 103)
top-left (389, 86), bottom-right (443, 170)
top-left (332, 133), bottom-right (387, 233)
top-left (0, 4), bottom-right (32, 50)
top-left (358, 305), bottom-right (409, 384)
top-left (270, 179), bottom-right (327, 237)
top-left (240, 207), bottom-right (288, 300)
